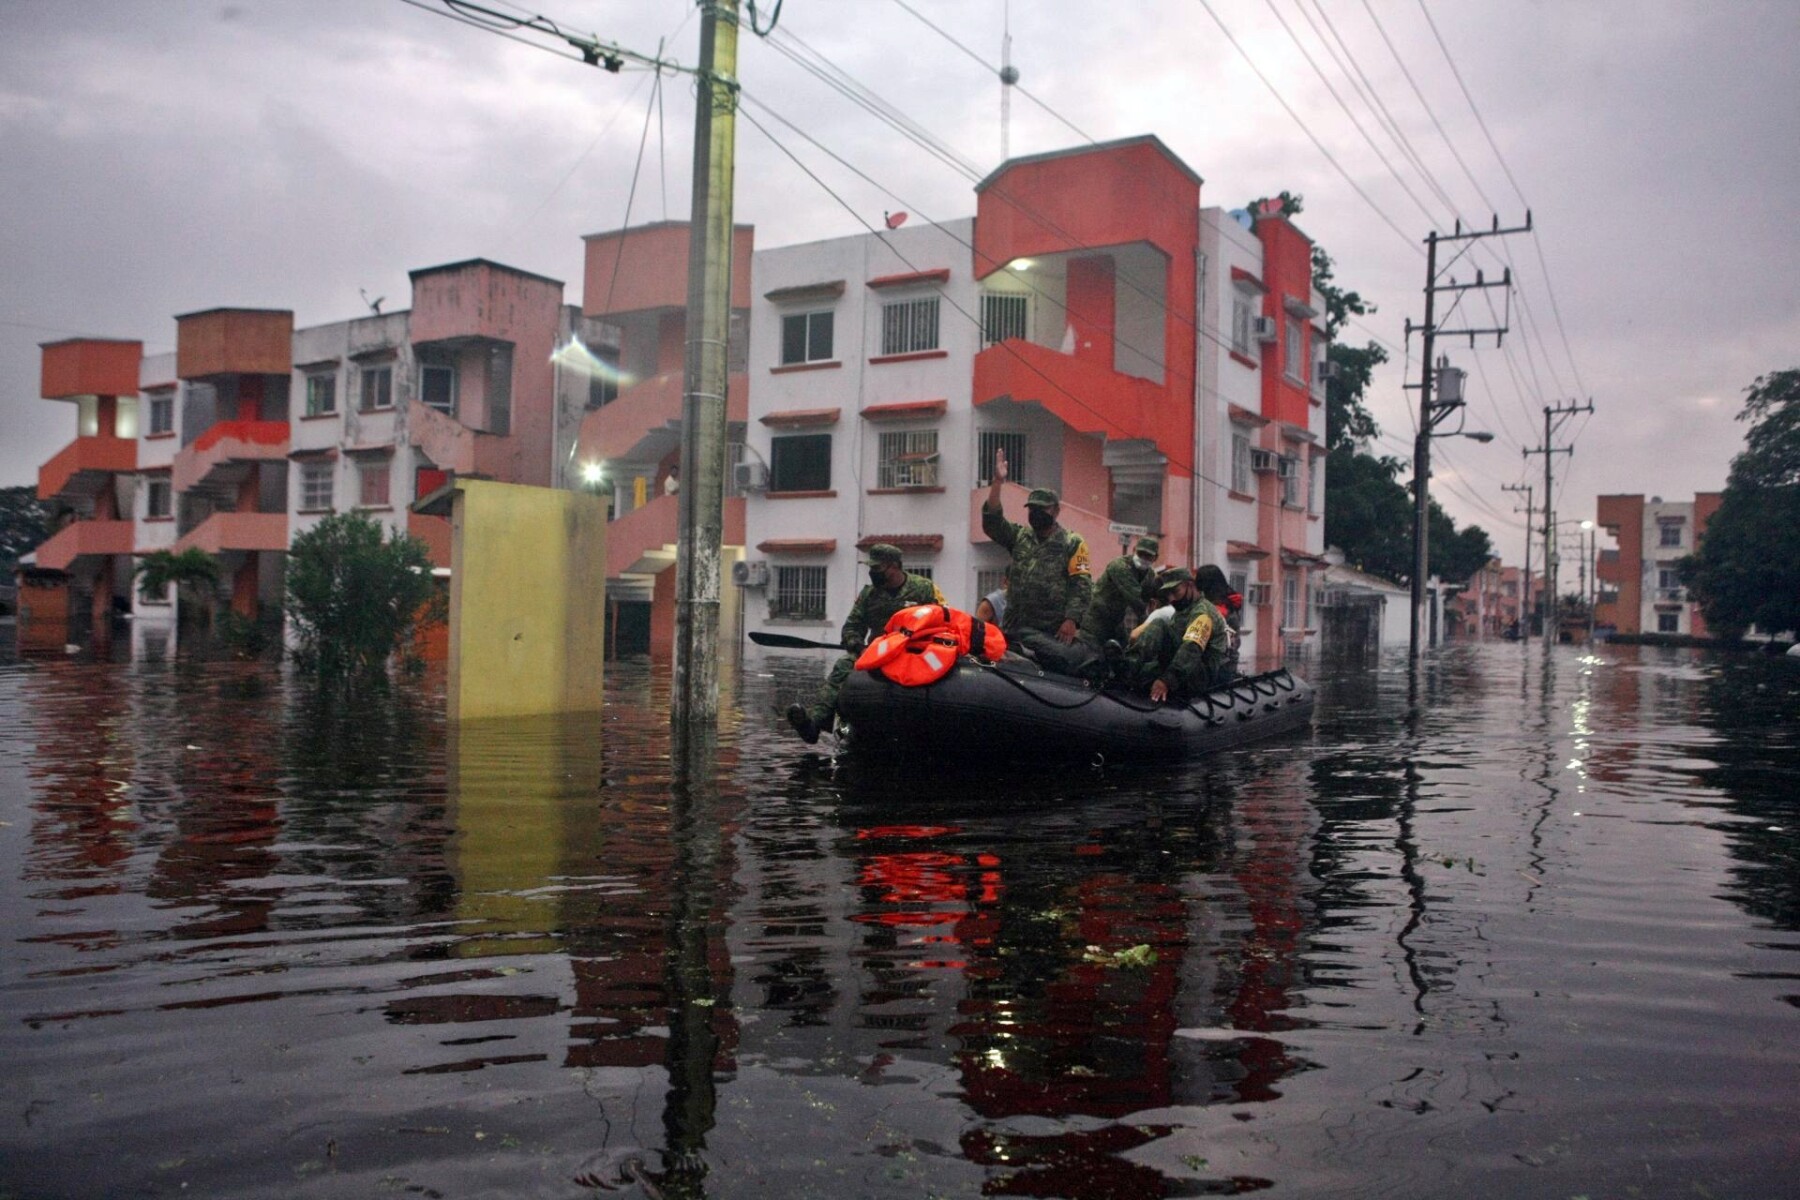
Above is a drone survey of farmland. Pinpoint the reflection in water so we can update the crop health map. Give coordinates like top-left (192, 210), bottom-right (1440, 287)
top-left (0, 646), bottom-right (1797, 1198)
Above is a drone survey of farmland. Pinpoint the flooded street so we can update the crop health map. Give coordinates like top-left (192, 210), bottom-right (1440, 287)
top-left (1, 642), bottom-right (1795, 1198)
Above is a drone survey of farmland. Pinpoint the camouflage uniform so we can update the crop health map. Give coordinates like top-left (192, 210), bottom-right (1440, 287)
top-left (805, 569), bottom-right (944, 731)
top-left (981, 492), bottom-right (1095, 675)
top-left (1125, 590), bottom-right (1230, 700)
top-left (1079, 553), bottom-right (1156, 645)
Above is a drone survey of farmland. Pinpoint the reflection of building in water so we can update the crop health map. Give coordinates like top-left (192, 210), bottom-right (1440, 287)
top-left (21, 663), bottom-right (138, 893)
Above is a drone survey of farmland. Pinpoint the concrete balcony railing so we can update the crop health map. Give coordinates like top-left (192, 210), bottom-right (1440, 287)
top-left (38, 436), bottom-right (137, 504)
top-left (174, 511), bottom-right (289, 556)
top-left (606, 490), bottom-right (745, 578)
top-left (34, 519), bottom-right (134, 572)
top-left (172, 420), bottom-right (290, 494)
top-left (974, 339), bottom-right (1174, 453)
top-left (579, 370), bottom-right (748, 464)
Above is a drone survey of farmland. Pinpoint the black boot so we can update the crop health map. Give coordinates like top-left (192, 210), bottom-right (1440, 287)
top-left (786, 703), bottom-right (821, 745)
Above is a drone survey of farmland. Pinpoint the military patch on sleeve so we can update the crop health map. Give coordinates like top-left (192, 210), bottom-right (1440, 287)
top-left (1182, 612), bottom-right (1215, 646)
top-left (1067, 537), bottom-right (1091, 577)
top-left (929, 582), bottom-right (946, 605)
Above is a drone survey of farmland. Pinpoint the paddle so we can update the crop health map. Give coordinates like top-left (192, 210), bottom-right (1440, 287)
top-left (748, 630), bottom-right (844, 651)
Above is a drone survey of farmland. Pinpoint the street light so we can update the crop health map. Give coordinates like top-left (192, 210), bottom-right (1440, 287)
top-left (1409, 350), bottom-right (1496, 660)
top-left (1580, 519), bottom-right (1596, 640)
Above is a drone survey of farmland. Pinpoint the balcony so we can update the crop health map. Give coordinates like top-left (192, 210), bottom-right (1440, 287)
top-left (607, 491), bottom-right (745, 578)
top-left (38, 436), bottom-right (136, 504)
top-left (174, 511), bottom-right (288, 556)
top-left (974, 340), bottom-right (1181, 464)
top-left (34, 519), bottom-right (134, 572)
top-left (1655, 587), bottom-right (1687, 603)
top-left (578, 370), bottom-right (749, 465)
top-left (172, 419), bottom-right (290, 495)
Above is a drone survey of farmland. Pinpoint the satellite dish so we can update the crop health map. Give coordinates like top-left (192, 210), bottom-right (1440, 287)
top-left (885, 211), bottom-right (909, 230)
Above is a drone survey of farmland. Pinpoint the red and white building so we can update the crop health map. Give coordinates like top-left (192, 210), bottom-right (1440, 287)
top-left (738, 136), bottom-right (1327, 667)
top-left (1595, 492), bottom-right (1721, 636)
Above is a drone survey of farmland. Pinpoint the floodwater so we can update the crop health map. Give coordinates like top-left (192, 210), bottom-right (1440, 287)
top-left (0, 640), bottom-right (1795, 1199)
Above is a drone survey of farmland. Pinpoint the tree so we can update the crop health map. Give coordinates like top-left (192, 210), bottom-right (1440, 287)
top-left (285, 512), bottom-right (437, 681)
top-left (0, 485), bottom-right (52, 574)
top-left (1681, 369), bottom-right (1800, 637)
top-left (133, 547), bottom-right (220, 601)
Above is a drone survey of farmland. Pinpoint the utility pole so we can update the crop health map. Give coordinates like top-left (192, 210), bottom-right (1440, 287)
top-left (673, 0), bottom-right (741, 728)
top-left (1501, 482), bottom-right (1533, 643)
top-left (1405, 215), bottom-right (1528, 663)
top-left (1523, 398), bottom-right (1593, 646)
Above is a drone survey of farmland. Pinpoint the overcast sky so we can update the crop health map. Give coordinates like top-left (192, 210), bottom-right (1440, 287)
top-left (3, 0), bottom-right (1796, 567)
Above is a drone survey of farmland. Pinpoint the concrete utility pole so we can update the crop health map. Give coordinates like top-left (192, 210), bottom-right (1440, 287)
top-left (1502, 482), bottom-right (1533, 643)
top-left (1405, 215), bottom-right (1527, 663)
top-left (1524, 398), bottom-right (1592, 646)
top-left (673, 0), bottom-right (741, 728)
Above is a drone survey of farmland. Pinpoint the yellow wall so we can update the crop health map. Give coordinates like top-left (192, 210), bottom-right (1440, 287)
top-left (447, 479), bottom-right (608, 720)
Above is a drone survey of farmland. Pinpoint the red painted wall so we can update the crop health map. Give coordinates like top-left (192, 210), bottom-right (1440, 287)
top-left (1065, 255), bottom-right (1117, 368)
top-left (1253, 216), bottom-right (1315, 430)
top-left (1597, 494), bottom-right (1645, 634)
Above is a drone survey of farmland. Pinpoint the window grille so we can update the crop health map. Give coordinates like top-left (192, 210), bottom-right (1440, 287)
top-left (1231, 431), bottom-right (1252, 493)
top-left (881, 297), bottom-right (940, 356)
top-left (976, 568), bottom-right (1006, 600)
top-left (305, 374), bottom-right (337, 417)
top-left (148, 391), bottom-right (175, 434)
top-left (1282, 460), bottom-right (1301, 506)
top-left (981, 293), bottom-right (1029, 345)
top-left (1285, 317), bottom-right (1304, 381)
top-left (770, 565), bottom-right (828, 621)
top-left (976, 431), bottom-right (1028, 487)
top-left (770, 434), bottom-right (832, 492)
top-left (1658, 523), bottom-right (1683, 547)
top-left (878, 429), bottom-right (939, 488)
top-left (1283, 576), bottom-right (1300, 629)
top-left (299, 461), bottom-right (333, 511)
top-left (1231, 296), bottom-right (1253, 355)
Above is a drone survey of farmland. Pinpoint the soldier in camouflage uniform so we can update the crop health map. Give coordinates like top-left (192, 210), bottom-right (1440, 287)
top-left (1079, 533), bottom-right (1160, 649)
top-left (980, 447), bottom-right (1095, 676)
top-left (786, 543), bottom-right (944, 744)
top-left (1124, 565), bottom-right (1232, 702)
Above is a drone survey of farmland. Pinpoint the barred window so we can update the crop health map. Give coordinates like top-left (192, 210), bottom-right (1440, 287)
top-left (148, 390), bottom-right (175, 435)
top-left (771, 565), bottom-right (828, 621)
top-left (1283, 575), bottom-right (1301, 629)
top-left (981, 292), bottom-right (1028, 345)
top-left (881, 297), bottom-right (939, 356)
top-left (976, 431), bottom-right (1028, 487)
top-left (1231, 430), bottom-right (1252, 493)
top-left (1231, 295), bottom-right (1253, 355)
top-left (305, 373), bottom-right (337, 417)
top-left (877, 429), bottom-right (938, 488)
top-left (299, 461), bottom-right (334, 511)
top-left (976, 568), bottom-right (1006, 599)
top-left (1281, 458), bottom-right (1301, 507)
top-left (1285, 317), bottom-right (1304, 382)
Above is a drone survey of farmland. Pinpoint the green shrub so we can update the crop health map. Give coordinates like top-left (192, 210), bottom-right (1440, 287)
top-left (285, 512), bottom-right (437, 682)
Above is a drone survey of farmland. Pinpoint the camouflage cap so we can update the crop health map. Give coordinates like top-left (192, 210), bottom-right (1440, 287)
top-left (1155, 565), bottom-right (1194, 594)
top-left (864, 543), bottom-right (903, 565)
top-left (1135, 535), bottom-right (1161, 559)
top-left (1024, 487), bottom-right (1060, 508)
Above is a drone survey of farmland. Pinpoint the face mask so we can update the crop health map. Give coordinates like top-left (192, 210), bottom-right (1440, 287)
top-left (869, 567), bottom-right (889, 587)
top-left (1027, 508), bottom-right (1055, 532)
top-left (1135, 554), bottom-right (1155, 572)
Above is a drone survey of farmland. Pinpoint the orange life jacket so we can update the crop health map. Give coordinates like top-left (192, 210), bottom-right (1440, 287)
top-left (853, 604), bottom-right (1008, 686)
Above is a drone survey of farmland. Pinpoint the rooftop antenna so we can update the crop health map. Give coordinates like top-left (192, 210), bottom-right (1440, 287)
top-left (999, 0), bottom-right (1018, 163)
top-left (359, 288), bottom-right (384, 315)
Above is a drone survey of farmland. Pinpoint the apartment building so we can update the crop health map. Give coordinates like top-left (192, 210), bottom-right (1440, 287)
top-left (1595, 492), bottom-right (1721, 635)
top-left (737, 136), bottom-right (1327, 667)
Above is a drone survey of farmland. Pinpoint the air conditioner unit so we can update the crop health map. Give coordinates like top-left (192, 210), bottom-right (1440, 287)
top-left (1246, 582), bottom-right (1272, 606)
top-left (1315, 359), bottom-right (1339, 383)
top-left (1249, 448), bottom-right (1278, 473)
top-left (733, 460), bottom-right (769, 492)
top-left (1276, 456), bottom-right (1299, 479)
top-left (731, 560), bottom-right (770, 588)
top-left (1252, 315), bottom-right (1279, 342)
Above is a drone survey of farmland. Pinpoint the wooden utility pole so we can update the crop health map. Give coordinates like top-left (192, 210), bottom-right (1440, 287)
top-left (1502, 482), bottom-right (1533, 643)
top-left (673, 0), bottom-right (741, 727)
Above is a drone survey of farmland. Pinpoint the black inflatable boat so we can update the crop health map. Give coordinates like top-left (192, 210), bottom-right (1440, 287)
top-left (835, 655), bottom-right (1314, 765)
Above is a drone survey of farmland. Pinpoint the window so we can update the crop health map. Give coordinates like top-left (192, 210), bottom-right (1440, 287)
top-left (1285, 317), bottom-right (1304, 381)
top-left (360, 364), bottom-right (393, 411)
top-left (769, 433), bottom-right (831, 492)
top-left (1657, 612), bottom-right (1680, 633)
top-left (420, 364), bottom-right (456, 415)
top-left (771, 565), bottom-right (828, 621)
top-left (1231, 430), bottom-right (1253, 493)
top-left (358, 458), bottom-right (391, 507)
top-left (982, 292), bottom-right (1029, 345)
top-left (907, 565), bottom-right (934, 581)
top-left (587, 361), bottom-right (619, 410)
top-left (1231, 295), bottom-right (1253, 355)
top-left (780, 310), bottom-right (835, 365)
top-left (1229, 570), bottom-right (1247, 598)
top-left (145, 478), bottom-right (172, 519)
top-left (299, 460), bottom-right (334, 511)
top-left (1307, 452), bottom-right (1320, 513)
top-left (1283, 575), bottom-right (1300, 629)
top-left (881, 297), bottom-right (939, 356)
top-left (878, 429), bottom-right (938, 488)
top-left (977, 431), bottom-right (1028, 486)
top-left (976, 568), bottom-right (1006, 600)
top-left (1281, 457), bottom-right (1301, 507)
top-left (147, 390), bottom-right (175, 435)
top-left (1658, 522), bottom-right (1683, 548)
top-left (305, 373), bottom-right (337, 417)
top-left (1658, 567), bottom-right (1680, 590)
